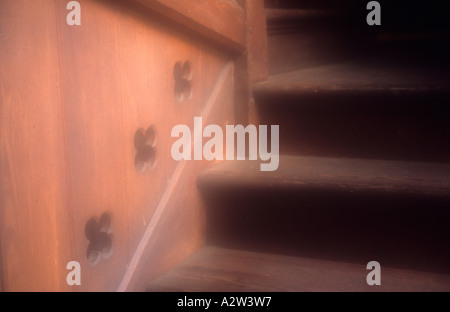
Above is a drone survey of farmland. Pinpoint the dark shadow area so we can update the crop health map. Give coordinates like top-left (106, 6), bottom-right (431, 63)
top-left (256, 87), bottom-right (450, 163)
top-left (201, 185), bottom-right (450, 275)
top-left (265, 0), bottom-right (450, 71)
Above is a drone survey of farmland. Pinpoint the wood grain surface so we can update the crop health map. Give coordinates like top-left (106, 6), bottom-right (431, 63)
top-left (0, 0), bottom-right (247, 291)
top-left (131, 0), bottom-right (246, 52)
top-left (198, 155), bottom-right (450, 197)
top-left (147, 246), bottom-right (450, 292)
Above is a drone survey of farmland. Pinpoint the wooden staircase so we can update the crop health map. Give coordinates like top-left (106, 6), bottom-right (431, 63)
top-left (147, 1), bottom-right (450, 292)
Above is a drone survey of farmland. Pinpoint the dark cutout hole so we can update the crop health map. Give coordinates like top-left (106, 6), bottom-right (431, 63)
top-left (87, 249), bottom-right (101, 266)
top-left (145, 147), bottom-right (157, 170)
top-left (134, 129), bottom-right (146, 150)
top-left (99, 213), bottom-right (112, 233)
top-left (174, 83), bottom-right (184, 102)
top-left (183, 81), bottom-right (192, 101)
top-left (85, 213), bottom-right (113, 266)
top-left (182, 61), bottom-right (192, 81)
top-left (173, 61), bottom-right (183, 80)
top-left (135, 147), bottom-right (156, 173)
top-left (85, 218), bottom-right (98, 241)
top-left (145, 127), bottom-right (156, 147)
top-left (135, 157), bottom-right (147, 173)
top-left (174, 61), bottom-right (192, 102)
top-left (134, 127), bottom-right (157, 173)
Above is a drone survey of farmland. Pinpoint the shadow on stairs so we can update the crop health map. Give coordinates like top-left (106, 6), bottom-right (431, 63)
top-left (147, 0), bottom-right (450, 292)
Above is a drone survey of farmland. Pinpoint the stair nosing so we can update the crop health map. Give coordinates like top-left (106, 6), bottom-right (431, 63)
top-left (197, 156), bottom-right (450, 197)
top-left (147, 246), bottom-right (450, 292)
top-left (265, 8), bottom-right (358, 34)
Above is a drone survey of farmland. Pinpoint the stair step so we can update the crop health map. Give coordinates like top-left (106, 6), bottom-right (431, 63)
top-left (254, 61), bottom-right (450, 98)
top-left (147, 246), bottom-right (450, 292)
top-left (198, 156), bottom-right (450, 197)
top-left (197, 157), bottom-right (450, 273)
top-left (266, 9), bottom-right (355, 34)
top-left (253, 61), bottom-right (450, 161)
top-left (265, 9), bottom-right (370, 74)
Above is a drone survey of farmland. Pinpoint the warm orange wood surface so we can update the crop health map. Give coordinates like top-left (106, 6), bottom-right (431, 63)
top-left (124, 63), bottom-right (236, 291)
top-left (0, 0), bottom-right (73, 292)
top-left (234, 0), bottom-right (268, 125)
top-left (0, 0), bottom-right (242, 291)
top-left (131, 0), bottom-right (246, 52)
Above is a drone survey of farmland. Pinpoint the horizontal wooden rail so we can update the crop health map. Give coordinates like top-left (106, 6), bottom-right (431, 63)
top-left (130, 0), bottom-right (246, 52)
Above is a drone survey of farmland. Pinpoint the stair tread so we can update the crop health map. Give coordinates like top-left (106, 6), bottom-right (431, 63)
top-left (266, 8), bottom-right (346, 25)
top-left (147, 246), bottom-right (450, 292)
top-left (267, 8), bottom-right (336, 19)
top-left (254, 61), bottom-right (450, 96)
top-left (198, 156), bottom-right (450, 197)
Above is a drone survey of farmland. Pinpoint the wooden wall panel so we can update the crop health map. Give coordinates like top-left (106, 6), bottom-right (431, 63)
top-left (0, 0), bottom-right (73, 291)
top-left (245, 0), bottom-right (269, 85)
top-left (235, 0), bottom-right (268, 125)
top-left (59, 0), bottom-right (231, 291)
top-left (1, 0), bottom-right (237, 291)
top-left (123, 63), bottom-right (235, 292)
top-left (131, 0), bottom-right (246, 52)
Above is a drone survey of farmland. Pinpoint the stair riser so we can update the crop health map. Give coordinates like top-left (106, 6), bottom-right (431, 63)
top-left (200, 187), bottom-right (450, 274)
top-left (268, 31), bottom-right (373, 74)
top-left (265, 0), bottom-right (362, 10)
top-left (255, 93), bottom-right (450, 162)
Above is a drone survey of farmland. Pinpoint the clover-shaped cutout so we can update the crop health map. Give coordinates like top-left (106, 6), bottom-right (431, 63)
top-left (134, 127), bottom-right (157, 173)
top-left (85, 213), bottom-right (113, 266)
top-left (174, 61), bottom-right (192, 102)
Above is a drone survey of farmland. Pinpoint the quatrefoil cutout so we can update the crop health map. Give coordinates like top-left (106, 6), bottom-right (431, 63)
top-left (85, 213), bottom-right (113, 266)
top-left (134, 127), bottom-right (157, 173)
top-left (174, 61), bottom-right (192, 102)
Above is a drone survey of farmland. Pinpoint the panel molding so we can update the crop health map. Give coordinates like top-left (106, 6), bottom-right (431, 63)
top-left (128, 0), bottom-right (246, 52)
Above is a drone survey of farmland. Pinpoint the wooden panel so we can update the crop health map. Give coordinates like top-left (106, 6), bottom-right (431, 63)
top-left (234, 0), bottom-right (268, 125)
top-left (121, 63), bottom-right (235, 291)
top-left (0, 1), bottom-right (73, 291)
top-left (245, 0), bottom-right (269, 85)
top-left (131, 0), bottom-right (246, 52)
top-left (57, 0), bottom-right (232, 292)
top-left (1, 0), bottom-right (237, 291)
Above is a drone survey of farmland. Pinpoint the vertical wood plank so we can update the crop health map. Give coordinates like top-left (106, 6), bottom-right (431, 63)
top-left (126, 62), bottom-right (236, 291)
top-left (246, 0), bottom-right (268, 124)
top-left (235, 0), bottom-right (268, 125)
top-left (0, 0), bottom-right (72, 292)
top-left (245, 0), bottom-right (269, 85)
top-left (0, 0), bottom-right (248, 291)
top-left (55, 0), bottom-right (232, 291)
